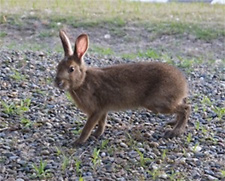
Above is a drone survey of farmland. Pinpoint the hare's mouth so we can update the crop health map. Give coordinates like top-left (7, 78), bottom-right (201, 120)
top-left (55, 80), bottom-right (69, 91)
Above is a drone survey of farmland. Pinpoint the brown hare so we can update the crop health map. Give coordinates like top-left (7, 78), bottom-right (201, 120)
top-left (55, 30), bottom-right (191, 146)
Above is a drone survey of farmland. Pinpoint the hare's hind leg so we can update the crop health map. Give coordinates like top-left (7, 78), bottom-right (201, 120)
top-left (93, 113), bottom-right (107, 138)
top-left (164, 103), bottom-right (191, 138)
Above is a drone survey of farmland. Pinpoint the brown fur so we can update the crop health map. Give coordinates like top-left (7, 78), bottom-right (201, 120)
top-left (55, 30), bottom-right (191, 146)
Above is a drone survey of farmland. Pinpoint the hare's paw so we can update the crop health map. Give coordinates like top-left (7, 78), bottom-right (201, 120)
top-left (166, 120), bottom-right (177, 126)
top-left (93, 129), bottom-right (104, 138)
top-left (72, 138), bottom-right (83, 147)
top-left (164, 129), bottom-right (180, 138)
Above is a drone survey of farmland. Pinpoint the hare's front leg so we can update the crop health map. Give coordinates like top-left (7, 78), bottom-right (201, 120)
top-left (73, 112), bottom-right (102, 146)
top-left (93, 113), bottom-right (107, 138)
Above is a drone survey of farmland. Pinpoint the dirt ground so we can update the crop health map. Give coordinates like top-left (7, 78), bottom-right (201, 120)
top-left (1, 18), bottom-right (224, 61)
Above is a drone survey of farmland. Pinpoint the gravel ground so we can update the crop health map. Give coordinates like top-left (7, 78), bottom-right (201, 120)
top-left (0, 50), bottom-right (224, 180)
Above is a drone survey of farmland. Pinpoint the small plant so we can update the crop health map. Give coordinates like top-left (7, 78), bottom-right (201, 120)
top-left (186, 133), bottom-right (192, 144)
top-left (92, 148), bottom-right (101, 170)
top-left (20, 117), bottom-right (31, 127)
top-left (192, 143), bottom-right (200, 153)
top-left (61, 155), bottom-right (69, 171)
top-left (168, 170), bottom-right (179, 181)
top-left (65, 92), bottom-right (73, 102)
top-left (32, 160), bottom-right (50, 178)
top-left (100, 139), bottom-right (109, 149)
top-left (213, 106), bottom-right (225, 121)
top-left (201, 96), bottom-right (212, 112)
top-left (147, 168), bottom-right (160, 180)
top-left (195, 120), bottom-right (200, 131)
top-left (74, 157), bottom-right (82, 176)
top-left (136, 149), bottom-right (151, 168)
top-left (221, 170), bottom-right (225, 178)
top-left (17, 98), bottom-right (31, 115)
top-left (55, 147), bottom-right (62, 156)
top-left (162, 149), bottom-right (168, 161)
top-left (1, 101), bottom-right (16, 115)
top-left (91, 46), bottom-right (114, 56)
top-left (10, 70), bottom-right (26, 81)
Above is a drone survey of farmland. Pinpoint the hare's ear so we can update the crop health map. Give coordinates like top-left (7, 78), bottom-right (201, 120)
top-left (59, 30), bottom-right (73, 57)
top-left (74, 34), bottom-right (89, 63)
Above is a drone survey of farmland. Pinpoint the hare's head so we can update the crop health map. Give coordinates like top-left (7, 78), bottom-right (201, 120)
top-left (55, 30), bottom-right (88, 90)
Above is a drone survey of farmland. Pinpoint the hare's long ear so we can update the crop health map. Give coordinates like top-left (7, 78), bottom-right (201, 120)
top-left (59, 30), bottom-right (73, 57)
top-left (74, 34), bottom-right (89, 64)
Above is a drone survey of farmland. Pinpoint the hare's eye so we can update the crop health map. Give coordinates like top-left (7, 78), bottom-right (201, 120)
top-left (69, 66), bottom-right (74, 73)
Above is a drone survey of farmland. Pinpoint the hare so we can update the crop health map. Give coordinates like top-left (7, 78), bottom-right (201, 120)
top-left (55, 30), bottom-right (191, 146)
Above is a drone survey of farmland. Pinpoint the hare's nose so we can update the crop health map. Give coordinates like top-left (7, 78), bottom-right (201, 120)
top-left (55, 77), bottom-right (63, 88)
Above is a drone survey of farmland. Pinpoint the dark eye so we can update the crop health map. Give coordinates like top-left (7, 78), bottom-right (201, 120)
top-left (69, 66), bottom-right (74, 73)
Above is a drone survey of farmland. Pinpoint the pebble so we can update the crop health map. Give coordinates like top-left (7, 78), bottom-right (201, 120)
top-left (120, 142), bottom-right (128, 148)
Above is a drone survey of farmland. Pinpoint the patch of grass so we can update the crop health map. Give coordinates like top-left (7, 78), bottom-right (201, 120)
top-left (213, 106), bottom-right (225, 121)
top-left (123, 49), bottom-right (161, 60)
top-left (221, 170), bottom-right (225, 178)
top-left (0, 32), bottom-right (7, 38)
top-left (90, 46), bottom-right (114, 56)
top-left (1, 98), bottom-right (31, 116)
top-left (92, 148), bottom-right (101, 171)
top-left (136, 149), bottom-right (151, 168)
top-left (32, 160), bottom-right (51, 179)
top-left (100, 139), bottom-right (109, 150)
top-left (10, 70), bottom-right (26, 81)
top-left (1, 1), bottom-right (224, 41)
top-left (74, 157), bottom-right (82, 176)
top-left (39, 30), bottom-right (56, 38)
top-left (186, 133), bottom-right (192, 144)
top-left (61, 155), bottom-right (69, 171)
top-left (20, 117), bottom-right (32, 127)
top-left (147, 168), bottom-right (160, 180)
top-left (1, 101), bottom-right (17, 115)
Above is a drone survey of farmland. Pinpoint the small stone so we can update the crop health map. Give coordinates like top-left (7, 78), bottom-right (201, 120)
top-left (101, 152), bottom-right (106, 157)
top-left (0, 165), bottom-right (6, 173)
top-left (41, 150), bottom-right (50, 155)
top-left (16, 179), bottom-right (24, 181)
top-left (120, 142), bottom-right (128, 148)
top-left (206, 174), bottom-right (217, 180)
top-left (149, 142), bottom-right (159, 148)
top-left (104, 34), bottom-right (111, 39)
top-left (159, 171), bottom-right (168, 179)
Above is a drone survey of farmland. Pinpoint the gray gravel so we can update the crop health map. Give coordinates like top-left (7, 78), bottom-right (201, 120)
top-left (0, 50), bottom-right (224, 180)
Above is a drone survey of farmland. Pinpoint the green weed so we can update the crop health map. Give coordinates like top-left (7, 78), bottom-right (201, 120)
top-left (168, 170), bottom-right (179, 181)
top-left (20, 117), bottom-right (31, 127)
top-left (213, 106), bottom-right (225, 121)
top-left (32, 160), bottom-right (50, 178)
top-left (91, 46), bottom-right (114, 56)
top-left (92, 148), bottom-right (101, 170)
top-left (10, 70), bottom-right (26, 81)
top-left (147, 168), bottom-right (160, 180)
top-left (161, 149), bottom-right (168, 161)
top-left (17, 98), bottom-right (31, 115)
top-left (55, 147), bottom-right (62, 156)
top-left (186, 133), bottom-right (192, 144)
top-left (74, 157), bottom-right (82, 176)
top-left (221, 170), bottom-right (225, 178)
top-left (195, 120), bottom-right (200, 131)
top-left (65, 92), bottom-right (73, 102)
top-left (100, 139), bottom-right (109, 149)
top-left (136, 149), bottom-right (151, 168)
top-left (39, 30), bottom-right (55, 38)
top-left (0, 32), bottom-right (7, 38)
top-left (1, 101), bottom-right (17, 115)
top-left (61, 155), bottom-right (69, 171)
top-left (123, 49), bottom-right (161, 60)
